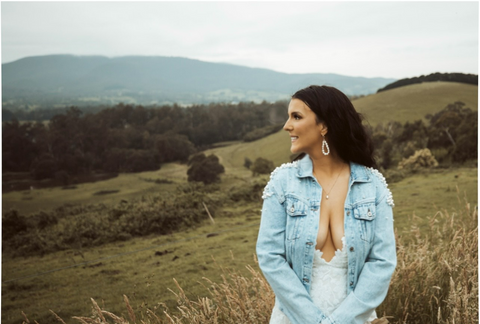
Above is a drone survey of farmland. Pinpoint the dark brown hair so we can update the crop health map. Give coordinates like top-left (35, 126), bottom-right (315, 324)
top-left (292, 85), bottom-right (377, 168)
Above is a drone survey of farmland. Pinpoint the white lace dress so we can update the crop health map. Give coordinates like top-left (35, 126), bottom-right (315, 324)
top-left (269, 237), bottom-right (377, 324)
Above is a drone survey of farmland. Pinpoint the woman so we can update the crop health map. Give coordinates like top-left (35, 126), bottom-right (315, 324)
top-left (256, 85), bottom-right (396, 324)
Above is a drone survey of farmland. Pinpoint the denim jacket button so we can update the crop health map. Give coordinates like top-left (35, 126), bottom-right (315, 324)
top-left (349, 247), bottom-right (354, 252)
top-left (350, 281), bottom-right (354, 286)
top-left (306, 242), bottom-right (313, 245)
top-left (347, 211), bottom-right (350, 216)
top-left (290, 207), bottom-right (295, 212)
top-left (367, 211), bottom-right (373, 217)
top-left (303, 278), bottom-right (309, 283)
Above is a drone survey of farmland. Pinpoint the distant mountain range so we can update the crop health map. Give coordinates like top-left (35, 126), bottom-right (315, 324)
top-left (2, 55), bottom-right (396, 108)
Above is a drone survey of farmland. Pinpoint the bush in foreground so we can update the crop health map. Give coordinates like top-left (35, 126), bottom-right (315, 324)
top-left (39, 195), bottom-right (477, 324)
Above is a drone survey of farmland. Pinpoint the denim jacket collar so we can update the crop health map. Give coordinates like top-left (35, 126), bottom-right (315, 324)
top-left (295, 154), bottom-right (371, 183)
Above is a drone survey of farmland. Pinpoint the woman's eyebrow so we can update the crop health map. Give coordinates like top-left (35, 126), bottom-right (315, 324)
top-left (289, 110), bottom-right (302, 115)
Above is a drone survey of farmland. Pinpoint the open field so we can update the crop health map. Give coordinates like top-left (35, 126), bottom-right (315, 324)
top-left (2, 164), bottom-right (477, 324)
top-left (206, 130), bottom-right (291, 171)
top-left (2, 202), bottom-right (263, 324)
top-left (2, 163), bottom-right (188, 216)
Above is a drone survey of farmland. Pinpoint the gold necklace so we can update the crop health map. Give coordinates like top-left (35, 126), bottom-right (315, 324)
top-left (317, 164), bottom-right (345, 200)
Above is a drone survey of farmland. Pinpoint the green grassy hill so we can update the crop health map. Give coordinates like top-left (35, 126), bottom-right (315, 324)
top-left (352, 81), bottom-right (478, 125)
top-left (208, 81), bottom-right (478, 168)
top-left (2, 163), bottom-right (188, 216)
top-left (206, 130), bottom-right (292, 170)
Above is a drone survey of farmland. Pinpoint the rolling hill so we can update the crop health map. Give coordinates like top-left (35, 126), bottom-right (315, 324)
top-left (353, 81), bottom-right (478, 125)
top-left (207, 81), bottom-right (478, 168)
top-left (2, 55), bottom-right (395, 107)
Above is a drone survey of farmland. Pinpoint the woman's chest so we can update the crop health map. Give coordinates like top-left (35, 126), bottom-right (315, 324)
top-left (283, 179), bottom-right (378, 245)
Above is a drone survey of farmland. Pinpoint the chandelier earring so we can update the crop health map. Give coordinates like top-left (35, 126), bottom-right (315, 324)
top-left (322, 135), bottom-right (330, 155)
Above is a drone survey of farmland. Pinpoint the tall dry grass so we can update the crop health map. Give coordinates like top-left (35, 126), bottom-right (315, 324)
top-left (25, 195), bottom-right (477, 324)
top-left (379, 192), bottom-right (478, 323)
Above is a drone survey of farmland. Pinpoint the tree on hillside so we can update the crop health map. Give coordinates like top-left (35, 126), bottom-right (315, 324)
top-left (30, 153), bottom-right (57, 180)
top-left (155, 133), bottom-right (196, 163)
top-left (102, 148), bottom-right (160, 173)
top-left (0, 99), bottom-right (357, 178)
top-left (2, 119), bottom-right (50, 173)
top-left (187, 153), bottom-right (225, 184)
top-left (427, 102), bottom-right (477, 162)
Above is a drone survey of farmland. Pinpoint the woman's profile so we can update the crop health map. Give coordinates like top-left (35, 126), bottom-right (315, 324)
top-left (256, 85), bottom-right (396, 324)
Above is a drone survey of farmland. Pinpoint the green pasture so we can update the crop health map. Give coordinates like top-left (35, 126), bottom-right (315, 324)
top-left (2, 163), bottom-right (477, 324)
top-left (206, 130), bottom-right (292, 171)
top-left (2, 163), bottom-right (188, 216)
top-left (353, 81), bottom-right (478, 125)
top-left (2, 199), bottom-right (264, 324)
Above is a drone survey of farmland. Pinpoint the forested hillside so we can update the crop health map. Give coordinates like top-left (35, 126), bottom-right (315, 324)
top-left (4, 81), bottom-right (478, 192)
top-left (2, 55), bottom-right (395, 107)
top-left (3, 101), bottom-right (287, 188)
top-left (377, 72), bottom-right (477, 92)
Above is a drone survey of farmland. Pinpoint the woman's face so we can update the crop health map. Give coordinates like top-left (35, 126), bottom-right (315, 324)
top-left (283, 98), bottom-right (326, 155)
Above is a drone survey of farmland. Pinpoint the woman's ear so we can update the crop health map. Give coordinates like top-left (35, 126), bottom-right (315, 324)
top-left (319, 123), bottom-right (328, 136)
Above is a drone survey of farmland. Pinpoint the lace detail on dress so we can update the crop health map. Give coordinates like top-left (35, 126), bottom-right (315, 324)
top-left (310, 237), bottom-right (349, 315)
top-left (269, 237), bottom-right (377, 324)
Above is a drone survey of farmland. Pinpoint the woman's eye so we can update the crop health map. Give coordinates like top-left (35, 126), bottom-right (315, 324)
top-left (293, 115), bottom-right (301, 120)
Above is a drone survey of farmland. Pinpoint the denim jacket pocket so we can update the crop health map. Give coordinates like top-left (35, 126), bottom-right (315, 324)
top-left (353, 201), bottom-right (376, 242)
top-left (285, 197), bottom-right (308, 241)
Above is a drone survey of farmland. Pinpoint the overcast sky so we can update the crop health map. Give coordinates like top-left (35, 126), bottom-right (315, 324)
top-left (1, 1), bottom-right (478, 79)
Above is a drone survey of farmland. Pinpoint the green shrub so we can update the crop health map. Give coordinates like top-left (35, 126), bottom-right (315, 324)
top-left (251, 157), bottom-right (274, 176)
top-left (29, 211), bottom-right (58, 230)
top-left (2, 209), bottom-right (28, 243)
top-left (187, 154), bottom-right (225, 185)
top-left (228, 179), bottom-right (267, 202)
top-left (244, 157), bottom-right (252, 169)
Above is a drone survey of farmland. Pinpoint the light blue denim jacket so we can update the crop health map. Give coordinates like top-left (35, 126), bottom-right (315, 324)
top-left (256, 155), bottom-right (396, 324)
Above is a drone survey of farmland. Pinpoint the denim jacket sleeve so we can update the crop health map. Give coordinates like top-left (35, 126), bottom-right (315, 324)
top-left (256, 177), bottom-right (328, 324)
top-left (328, 185), bottom-right (397, 324)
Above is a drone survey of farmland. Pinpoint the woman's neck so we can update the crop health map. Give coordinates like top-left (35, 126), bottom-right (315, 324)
top-left (309, 150), bottom-right (348, 177)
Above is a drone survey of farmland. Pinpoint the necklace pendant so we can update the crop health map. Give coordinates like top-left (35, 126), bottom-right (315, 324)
top-left (326, 195), bottom-right (329, 199)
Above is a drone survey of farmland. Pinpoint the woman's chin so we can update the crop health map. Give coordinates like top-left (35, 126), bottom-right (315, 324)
top-left (289, 145), bottom-right (301, 154)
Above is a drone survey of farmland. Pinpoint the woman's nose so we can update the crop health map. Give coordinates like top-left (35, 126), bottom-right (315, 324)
top-left (283, 119), bottom-right (292, 131)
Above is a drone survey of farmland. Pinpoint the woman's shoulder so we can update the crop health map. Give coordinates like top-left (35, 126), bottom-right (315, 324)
top-left (363, 166), bottom-right (394, 207)
top-left (270, 160), bottom-right (301, 179)
top-left (261, 160), bottom-right (300, 200)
